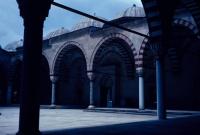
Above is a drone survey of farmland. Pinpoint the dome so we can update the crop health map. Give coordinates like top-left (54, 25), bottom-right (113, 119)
top-left (44, 27), bottom-right (70, 40)
top-left (72, 15), bottom-right (106, 31)
top-left (116, 4), bottom-right (146, 18)
top-left (4, 39), bottom-right (23, 52)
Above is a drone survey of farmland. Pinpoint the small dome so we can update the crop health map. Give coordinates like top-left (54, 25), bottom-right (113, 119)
top-left (117, 4), bottom-right (146, 18)
top-left (44, 27), bottom-right (70, 39)
top-left (72, 14), bottom-right (106, 31)
top-left (4, 39), bottom-right (23, 52)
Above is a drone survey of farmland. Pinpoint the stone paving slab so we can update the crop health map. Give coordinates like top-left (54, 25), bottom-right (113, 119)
top-left (43, 115), bottom-right (200, 135)
top-left (0, 107), bottom-right (155, 135)
top-left (85, 107), bottom-right (200, 116)
top-left (0, 107), bottom-right (199, 135)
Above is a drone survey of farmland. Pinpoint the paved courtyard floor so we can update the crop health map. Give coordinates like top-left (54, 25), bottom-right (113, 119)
top-left (0, 107), bottom-right (200, 135)
top-left (0, 107), bottom-right (156, 135)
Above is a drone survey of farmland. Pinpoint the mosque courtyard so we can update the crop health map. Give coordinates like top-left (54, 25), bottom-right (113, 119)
top-left (0, 107), bottom-right (200, 135)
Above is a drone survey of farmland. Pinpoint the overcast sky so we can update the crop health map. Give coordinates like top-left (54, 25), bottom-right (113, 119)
top-left (0, 0), bottom-right (142, 47)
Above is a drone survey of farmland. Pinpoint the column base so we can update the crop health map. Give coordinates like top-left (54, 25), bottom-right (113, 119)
top-left (139, 106), bottom-right (145, 110)
top-left (16, 130), bottom-right (41, 135)
top-left (50, 104), bottom-right (56, 109)
top-left (138, 108), bottom-right (145, 111)
top-left (157, 112), bottom-right (167, 120)
top-left (158, 116), bottom-right (167, 120)
top-left (88, 105), bottom-right (95, 109)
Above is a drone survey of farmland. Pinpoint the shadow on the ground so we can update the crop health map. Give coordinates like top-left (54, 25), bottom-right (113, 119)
top-left (43, 115), bottom-right (200, 135)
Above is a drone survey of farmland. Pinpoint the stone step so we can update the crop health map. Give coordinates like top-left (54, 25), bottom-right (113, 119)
top-left (85, 107), bottom-right (200, 116)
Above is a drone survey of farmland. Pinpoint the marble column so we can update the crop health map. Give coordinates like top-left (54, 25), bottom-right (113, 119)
top-left (50, 75), bottom-right (58, 107)
top-left (87, 71), bottom-right (95, 109)
top-left (16, 0), bottom-right (52, 134)
top-left (137, 68), bottom-right (145, 110)
top-left (150, 43), bottom-right (166, 120)
top-left (155, 56), bottom-right (166, 120)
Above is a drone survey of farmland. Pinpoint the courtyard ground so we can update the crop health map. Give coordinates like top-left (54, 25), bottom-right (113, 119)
top-left (0, 107), bottom-right (200, 135)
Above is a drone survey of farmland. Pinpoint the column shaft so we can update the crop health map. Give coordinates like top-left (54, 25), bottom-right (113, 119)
top-left (16, 0), bottom-right (52, 134)
top-left (139, 76), bottom-right (145, 110)
top-left (50, 76), bottom-right (58, 107)
top-left (51, 82), bottom-right (56, 106)
top-left (156, 58), bottom-right (166, 119)
top-left (87, 72), bottom-right (95, 109)
top-left (17, 19), bottom-right (44, 135)
top-left (89, 80), bottom-right (94, 106)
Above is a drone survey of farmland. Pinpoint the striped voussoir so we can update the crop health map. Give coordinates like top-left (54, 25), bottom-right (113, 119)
top-left (135, 38), bottom-right (149, 71)
top-left (142, 0), bottom-right (163, 40)
top-left (135, 0), bottom-right (162, 70)
top-left (173, 18), bottom-right (199, 35)
top-left (93, 33), bottom-right (137, 79)
top-left (142, 0), bottom-right (163, 59)
top-left (53, 42), bottom-right (85, 76)
top-left (182, 0), bottom-right (200, 33)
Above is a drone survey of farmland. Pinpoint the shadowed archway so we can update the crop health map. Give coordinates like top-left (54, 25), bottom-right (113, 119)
top-left (53, 44), bottom-right (89, 108)
top-left (164, 24), bottom-right (200, 110)
top-left (92, 36), bottom-right (137, 108)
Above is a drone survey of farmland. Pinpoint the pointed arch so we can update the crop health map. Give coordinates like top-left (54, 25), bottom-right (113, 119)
top-left (51, 41), bottom-right (87, 76)
top-left (89, 33), bottom-right (137, 76)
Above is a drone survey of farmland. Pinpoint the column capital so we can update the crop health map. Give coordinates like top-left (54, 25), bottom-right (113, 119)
top-left (50, 75), bottom-right (58, 83)
top-left (149, 42), bottom-right (164, 59)
top-left (87, 71), bottom-right (94, 81)
top-left (16, 0), bottom-right (53, 21)
top-left (136, 68), bottom-right (144, 77)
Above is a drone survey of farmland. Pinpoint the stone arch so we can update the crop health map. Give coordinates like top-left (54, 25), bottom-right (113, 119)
top-left (181, 0), bottom-right (200, 31)
top-left (90, 33), bottom-right (137, 73)
top-left (136, 37), bottom-right (149, 71)
top-left (52, 41), bottom-right (87, 75)
top-left (169, 18), bottom-right (200, 68)
top-left (91, 33), bottom-right (139, 107)
top-left (173, 18), bottom-right (200, 37)
top-left (137, 18), bottom-right (200, 71)
top-left (137, 16), bottom-right (200, 109)
top-left (165, 18), bottom-right (200, 110)
top-left (52, 42), bottom-right (88, 107)
top-left (141, 0), bottom-right (164, 42)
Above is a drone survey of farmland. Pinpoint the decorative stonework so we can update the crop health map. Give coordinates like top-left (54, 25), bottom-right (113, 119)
top-left (51, 41), bottom-right (86, 75)
top-left (87, 71), bottom-right (94, 81)
top-left (90, 33), bottom-right (137, 71)
top-left (173, 18), bottom-right (199, 35)
top-left (50, 75), bottom-right (58, 83)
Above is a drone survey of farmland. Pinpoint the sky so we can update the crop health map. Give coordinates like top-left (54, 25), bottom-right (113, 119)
top-left (0, 0), bottom-right (142, 48)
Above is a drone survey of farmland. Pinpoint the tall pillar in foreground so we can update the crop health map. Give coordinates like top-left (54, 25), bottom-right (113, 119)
top-left (137, 68), bottom-right (145, 110)
top-left (16, 0), bottom-right (52, 134)
top-left (50, 75), bottom-right (58, 107)
top-left (155, 56), bottom-right (166, 119)
top-left (151, 43), bottom-right (166, 120)
top-left (87, 71), bottom-right (95, 109)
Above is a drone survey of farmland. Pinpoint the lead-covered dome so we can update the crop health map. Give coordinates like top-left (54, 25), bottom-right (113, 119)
top-left (44, 27), bottom-right (70, 40)
top-left (117, 4), bottom-right (146, 18)
top-left (72, 15), bottom-right (106, 31)
top-left (4, 39), bottom-right (23, 52)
